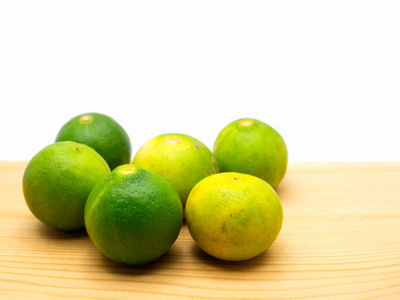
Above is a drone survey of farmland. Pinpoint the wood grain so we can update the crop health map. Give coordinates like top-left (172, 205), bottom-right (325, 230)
top-left (1, 161), bottom-right (399, 299)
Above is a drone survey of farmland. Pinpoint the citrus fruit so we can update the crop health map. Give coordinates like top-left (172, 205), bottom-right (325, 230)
top-left (84, 164), bottom-right (183, 265)
top-left (55, 112), bottom-right (132, 170)
top-left (213, 118), bottom-right (288, 188)
top-left (23, 141), bottom-right (110, 230)
top-left (185, 172), bottom-right (283, 261)
top-left (132, 133), bottom-right (219, 210)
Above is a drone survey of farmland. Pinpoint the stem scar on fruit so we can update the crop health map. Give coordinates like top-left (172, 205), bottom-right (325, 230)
top-left (121, 166), bottom-right (136, 175)
top-left (79, 114), bottom-right (93, 123)
top-left (239, 119), bottom-right (254, 127)
top-left (164, 136), bottom-right (181, 145)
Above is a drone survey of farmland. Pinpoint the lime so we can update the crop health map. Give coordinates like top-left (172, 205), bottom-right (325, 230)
top-left (185, 172), bottom-right (283, 261)
top-left (213, 118), bottom-right (288, 188)
top-left (55, 112), bottom-right (132, 170)
top-left (132, 133), bottom-right (218, 210)
top-left (84, 164), bottom-right (183, 265)
top-left (23, 141), bottom-right (110, 230)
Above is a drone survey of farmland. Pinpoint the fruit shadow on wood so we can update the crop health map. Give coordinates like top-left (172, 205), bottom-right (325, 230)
top-left (96, 242), bottom-right (184, 276)
top-left (190, 243), bottom-right (271, 272)
top-left (35, 220), bottom-right (88, 240)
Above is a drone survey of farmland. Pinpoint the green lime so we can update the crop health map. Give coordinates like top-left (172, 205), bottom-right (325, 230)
top-left (213, 118), bottom-right (288, 188)
top-left (55, 112), bottom-right (132, 170)
top-left (132, 133), bottom-right (219, 210)
top-left (185, 172), bottom-right (283, 261)
top-left (84, 164), bottom-right (183, 265)
top-left (23, 141), bottom-right (110, 230)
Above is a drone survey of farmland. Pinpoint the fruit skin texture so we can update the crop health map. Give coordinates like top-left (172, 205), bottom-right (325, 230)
top-left (84, 164), bottom-right (183, 265)
top-left (22, 141), bottom-right (110, 230)
top-left (213, 118), bottom-right (288, 188)
top-left (132, 133), bottom-right (219, 209)
top-left (55, 112), bottom-right (132, 170)
top-left (185, 172), bottom-right (283, 261)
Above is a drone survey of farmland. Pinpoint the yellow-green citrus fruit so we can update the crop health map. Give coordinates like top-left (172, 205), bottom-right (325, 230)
top-left (84, 164), bottom-right (183, 265)
top-left (23, 141), bottom-right (110, 230)
top-left (213, 118), bottom-right (288, 188)
top-left (55, 112), bottom-right (132, 170)
top-left (185, 172), bottom-right (283, 261)
top-left (132, 133), bottom-right (219, 210)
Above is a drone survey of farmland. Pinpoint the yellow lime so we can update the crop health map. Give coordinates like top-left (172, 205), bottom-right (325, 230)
top-left (55, 112), bottom-right (132, 170)
top-left (185, 172), bottom-right (283, 261)
top-left (23, 141), bottom-right (110, 230)
top-left (132, 133), bottom-right (219, 210)
top-left (84, 164), bottom-right (183, 265)
top-left (213, 118), bottom-right (288, 188)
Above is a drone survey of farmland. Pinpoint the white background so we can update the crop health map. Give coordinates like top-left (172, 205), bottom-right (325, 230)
top-left (1, 1), bottom-right (399, 162)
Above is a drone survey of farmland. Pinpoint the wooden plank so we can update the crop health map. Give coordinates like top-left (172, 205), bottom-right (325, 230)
top-left (1, 161), bottom-right (399, 299)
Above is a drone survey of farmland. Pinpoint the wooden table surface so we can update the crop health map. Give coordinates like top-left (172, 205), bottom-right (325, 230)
top-left (0, 161), bottom-right (399, 299)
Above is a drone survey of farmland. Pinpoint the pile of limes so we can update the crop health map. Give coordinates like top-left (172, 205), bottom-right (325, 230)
top-left (23, 113), bottom-right (287, 264)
